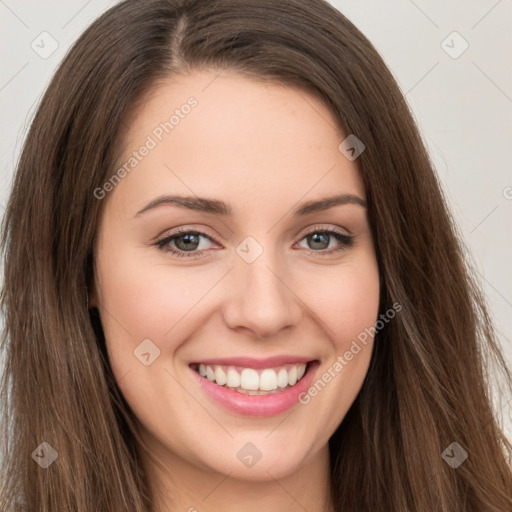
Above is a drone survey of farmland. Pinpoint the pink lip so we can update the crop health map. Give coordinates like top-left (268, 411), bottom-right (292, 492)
top-left (190, 360), bottom-right (320, 417)
top-left (189, 354), bottom-right (314, 369)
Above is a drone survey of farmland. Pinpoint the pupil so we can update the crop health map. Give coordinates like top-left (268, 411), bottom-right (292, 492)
top-left (309, 232), bottom-right (328, 250)
top-left (176, 233), bottom-right (199, 251)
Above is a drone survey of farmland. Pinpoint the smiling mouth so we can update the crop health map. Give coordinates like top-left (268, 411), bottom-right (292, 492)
top-left (189, 361), bottom-right (315, 395)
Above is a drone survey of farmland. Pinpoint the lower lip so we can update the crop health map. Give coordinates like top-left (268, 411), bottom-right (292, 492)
top-left (190, 361), bottom-right (320, 417)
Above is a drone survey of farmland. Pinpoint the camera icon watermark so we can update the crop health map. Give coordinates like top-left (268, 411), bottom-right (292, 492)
top-left (134, 338), bottom-right (161, 366)
top-left (236, 236), bottom-right (264, 264)
top-left (31, 31), bottom-right (59, 59)
top-left (31, 441), bottom-right (58, 469)
top-left (236, 442), bottom-right (262, 468)
top-left (441, 442), bottom-right (468, 468)
top-left (441, 31), bottom-right (469, 59)
top-left (338, 134), bottom-right (365, 161)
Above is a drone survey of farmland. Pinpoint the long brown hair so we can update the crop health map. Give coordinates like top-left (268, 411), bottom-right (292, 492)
top-left (1, 0), bottom-right (511, 510)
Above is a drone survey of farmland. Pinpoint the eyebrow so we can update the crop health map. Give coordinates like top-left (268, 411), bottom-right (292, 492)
top-left (135, 193), bottom-right (367, 218)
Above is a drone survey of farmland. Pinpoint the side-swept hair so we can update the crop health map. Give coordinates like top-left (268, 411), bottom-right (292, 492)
top-left (1, 0), bottom-right (511, 510)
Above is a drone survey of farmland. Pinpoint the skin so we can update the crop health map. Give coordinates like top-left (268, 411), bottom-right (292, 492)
top-left (91, 69), bottom-right (380, 512)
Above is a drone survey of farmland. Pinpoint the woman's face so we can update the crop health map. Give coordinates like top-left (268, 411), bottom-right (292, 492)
top-left (92, 69), bottom-right (380, 483)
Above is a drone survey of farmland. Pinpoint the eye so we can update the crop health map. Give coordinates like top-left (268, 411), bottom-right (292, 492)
top-left (154, 228), bottom-right (217, 258)
top-left (154, 225), bottom-right (355, 259)
top-left (295, 225), bottom-right (355, 256)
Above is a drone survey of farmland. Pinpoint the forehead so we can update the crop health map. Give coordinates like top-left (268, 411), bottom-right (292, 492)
top-left (107, 69), bottom-right (366, 217)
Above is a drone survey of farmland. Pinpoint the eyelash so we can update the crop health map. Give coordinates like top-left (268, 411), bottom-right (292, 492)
top-left (154, 225), bottom-right (355, 260)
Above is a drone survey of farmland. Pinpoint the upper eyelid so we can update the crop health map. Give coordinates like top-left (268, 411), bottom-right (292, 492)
top-left (159, 223), bottom-right (351, 241)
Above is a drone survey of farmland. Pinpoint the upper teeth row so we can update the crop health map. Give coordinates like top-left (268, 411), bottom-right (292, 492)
top-left (198, 363), bottom-right (307, 391)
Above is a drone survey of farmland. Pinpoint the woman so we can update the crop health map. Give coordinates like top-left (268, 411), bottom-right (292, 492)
top-left (1, 0), bottom-right (511, 510)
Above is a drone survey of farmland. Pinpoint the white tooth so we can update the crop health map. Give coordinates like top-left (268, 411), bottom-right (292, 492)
top-left (288, 366), bottom-right (298, 386)
top-left (226, 367), bottom-right (241, 388)
top-left (206, 366), bottom-right (215, 382)
top-left (240, 368), bottom-right (259, 390)
top-left (202, 363), bottom-right (306, 389)
top-left (259, 369), bottom-right (278, 390)
top-left (277, 368), bottom-right (289, 388)
top-left (214, 366), bottom-right (227, 385)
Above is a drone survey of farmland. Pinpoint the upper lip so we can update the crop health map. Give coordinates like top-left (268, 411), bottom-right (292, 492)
top-left (189, 355), bottom-right (317, 369)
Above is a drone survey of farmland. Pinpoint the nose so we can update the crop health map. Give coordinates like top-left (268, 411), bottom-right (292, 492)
top-left (222, 249), bottom-right (303, 339)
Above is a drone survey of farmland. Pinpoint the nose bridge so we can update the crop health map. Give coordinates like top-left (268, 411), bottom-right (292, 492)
top-left (223, 237), bottom-right (302, 337)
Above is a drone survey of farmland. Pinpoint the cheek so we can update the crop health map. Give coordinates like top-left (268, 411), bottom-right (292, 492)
top-left (336, 267), bottom-right (380, 348)
top-left (96, 220), bottom-right (379, 355)
top-left (94, 242), bottom-right (225, 372)
top-left (292, 259), bottom-right (380, 435)
top-left (295, 251), bottom-right (380, 390)
top-left (297, 255), bottom-right (381, 346)
top-left (94, 246), bottom-right (214, 431)
top-left (97, 238), bottom-right (380, 364)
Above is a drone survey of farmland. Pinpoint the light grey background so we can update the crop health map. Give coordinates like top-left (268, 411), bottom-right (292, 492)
top-left (1, 0), bottom-right (511, 438)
